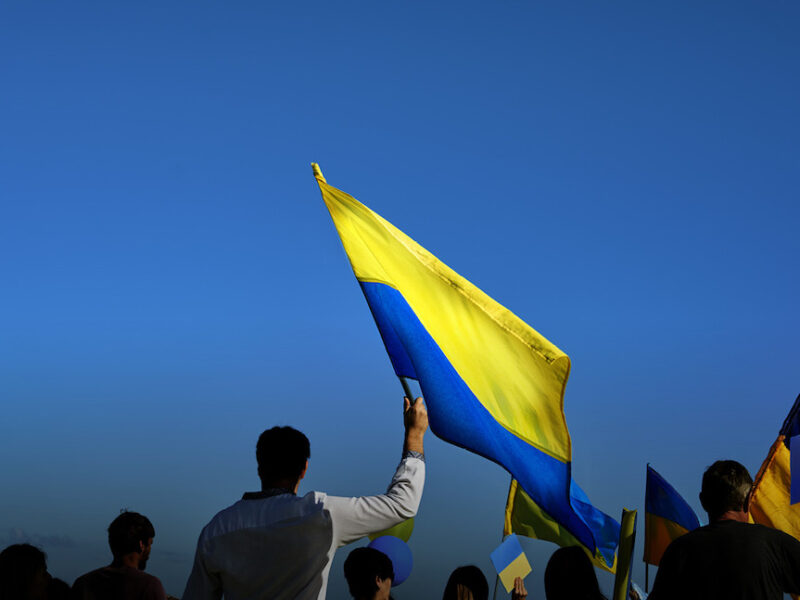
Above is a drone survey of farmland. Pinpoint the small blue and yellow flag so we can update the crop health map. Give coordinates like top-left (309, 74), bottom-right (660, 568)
top-left (313, 164), bottom-right (619, 566)
top-left (490, 534), bottom-right (531, 593)
top-left (644, 465), bottom-right (700, 566)
top-left (750, 393), bottom-right (800, 539)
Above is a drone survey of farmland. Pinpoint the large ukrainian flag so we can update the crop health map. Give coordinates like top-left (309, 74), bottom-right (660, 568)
top-left (750, 394), bottom-right (800, 539)
top-left (643, 465), bottom-right (700, 566)
top-left (313, 164), bottom-right (618, 567)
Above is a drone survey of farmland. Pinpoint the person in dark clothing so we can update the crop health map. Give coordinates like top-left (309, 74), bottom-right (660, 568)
top-left (343, 547), bottom-right (394, 600)
top-left (0, 543), bottom-right (51, 600)
top-left (544, 546), bottom-right (605, 600)
top-left (71, 511), bottom-right (166, 600)
top-left (47, 577), bottom-right (71, 600)
top-left (442, 565), bottom-right (489, 600)
top-left (649, 460), bottom-right (800, 600)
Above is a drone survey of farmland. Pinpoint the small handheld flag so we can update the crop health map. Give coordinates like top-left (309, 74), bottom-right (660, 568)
top-left (490, 534), bottom-right (531, 593)
top-left (644, 465), bottom-right (700, 567)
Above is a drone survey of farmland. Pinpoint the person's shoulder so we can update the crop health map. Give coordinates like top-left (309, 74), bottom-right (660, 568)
top-left (667, 523), bottom-right (709, 546)
top-left (305, 490), bottom-right (327, 503)
top-left (119, 568), bottom-right (165, 600)
top-left (139, 569), bottom-right (166, 593)
top-left (200, 493), bottom-right (326, 539)
top-left (748, 522), bottom-right (800, 545)
top-left (71, 566), bottom-right (108, 586)
top-left (199, 497), bottom-right (256, 532)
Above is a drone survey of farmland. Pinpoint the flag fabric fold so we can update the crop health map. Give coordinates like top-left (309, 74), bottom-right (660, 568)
top-left (749, 394), bottom-right (800, 539)
top-left (313, 163), bottom-right (619, 568)
top-left (504, 478), bottom-right (620, 572)
top-left (643, 465), bottom-right (700, 566)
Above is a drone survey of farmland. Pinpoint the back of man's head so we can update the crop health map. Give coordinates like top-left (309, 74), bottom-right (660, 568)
top-left (344, 547), bottom-right (394, 600)
top-left (256, 426), bottom-right (310, 487)
top-left (699, 460), bottom-right (753, 521)
top-left (108, 511), bottom-right (155, 558)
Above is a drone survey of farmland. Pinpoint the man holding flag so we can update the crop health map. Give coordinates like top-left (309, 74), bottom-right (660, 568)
top-left (183, 399), bottom-right (428, 600)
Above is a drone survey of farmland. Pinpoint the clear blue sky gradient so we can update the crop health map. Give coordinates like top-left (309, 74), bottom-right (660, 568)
top-left (2, 2), bottom-right (799, 597)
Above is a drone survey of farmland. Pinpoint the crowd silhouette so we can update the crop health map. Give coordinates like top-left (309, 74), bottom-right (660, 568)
top-left (3, 411), bottom-right (800, 600)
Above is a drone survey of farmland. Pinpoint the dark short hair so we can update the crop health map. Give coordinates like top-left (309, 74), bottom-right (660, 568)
top-left (545, 546), bottom-right (606, 600)
top-left (700, 460), bottom-right (753, 519)
top-left (343, 547), bottom-right (394, 599)
top-left (256, 426), bottom-right (310, 485)
top-left (108, 511), bottom-right (155, 557)
top-left (443, 565), bottom-right (489, 600)
top-left (0, 543), bottom-right (48, 598)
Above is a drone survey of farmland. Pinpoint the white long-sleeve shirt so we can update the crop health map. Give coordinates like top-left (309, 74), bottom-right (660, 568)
top-left (182, 454), bottom-right (425, 600)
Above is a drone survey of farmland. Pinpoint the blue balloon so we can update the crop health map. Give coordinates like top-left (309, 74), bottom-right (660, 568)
top-left (367, 535), bottom-right (413, 586)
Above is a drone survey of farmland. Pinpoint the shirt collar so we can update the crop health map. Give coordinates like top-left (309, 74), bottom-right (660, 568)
top-left (242, 487), bottom-right (295, 500)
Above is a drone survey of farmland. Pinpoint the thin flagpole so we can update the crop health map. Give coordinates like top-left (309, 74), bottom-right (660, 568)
top-left (493, 573), bottom-right (502, 600)
top-left (398, 376), bottom-right (415, 401)
top-left (644, 463), bottom-right (649, 594)
top-left (493, 476), bottom-right (515, 600)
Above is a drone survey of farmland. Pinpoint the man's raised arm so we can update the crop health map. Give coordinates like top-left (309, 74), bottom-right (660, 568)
top-left (326, 396), bottom-right (428, 546)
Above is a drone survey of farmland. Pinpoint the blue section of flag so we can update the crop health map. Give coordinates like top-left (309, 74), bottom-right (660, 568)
top-left (360, 280), bottom-right (418, 379)
top-left (645, 465), bottom-right (701, 530)
top-left (491, 534), bottom-right (524, 572)
top-left (791, 435), bottom-right (800, 505)
top-left (781, 401), bottom-right (800, 449)
top-left (360, 281), bottom-right (619, 564)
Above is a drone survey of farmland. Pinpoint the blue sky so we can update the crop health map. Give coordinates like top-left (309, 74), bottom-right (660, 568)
top-left (2, 1), bottom-right (799, 597)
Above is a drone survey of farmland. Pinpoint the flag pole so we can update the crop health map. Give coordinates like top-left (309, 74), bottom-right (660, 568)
top-left (644, 463), bottom-right (649, 593)
top-left (311, 162), bottom-right (326, 184)
top-left (398, 376), bottom-right (415, 401)
top-left (493, 476), bottom-right (514, 600)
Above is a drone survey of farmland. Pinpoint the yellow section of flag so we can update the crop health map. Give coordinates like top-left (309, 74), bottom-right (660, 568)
top-left (313, 163), bottom-right (571, 460)
top-left (750, 435), bottom-right (797, 535)
top-left (499, 553), bottom-right (532, 593)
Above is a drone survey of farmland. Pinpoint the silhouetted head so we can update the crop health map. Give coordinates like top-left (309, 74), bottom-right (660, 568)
top-left (699, 460), bottom-right (753, 521)
top-left (442, 565), bottom-right (489, 600)
top-left (256, 426), bottom-right (310, 489)
top-left (544, 546), bottom-right (605, 600)
top-left (0, 543), bottom-right (50, 600)
top-left (343, 547), bottom-right (394, 600)
top-left (108, 511), bottom-right (155, 569)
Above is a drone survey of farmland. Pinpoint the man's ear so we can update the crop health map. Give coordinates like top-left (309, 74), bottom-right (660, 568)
top-left (299, 459), bottom-right (309, 481)
top-left (138, 540), bottom-right (145, 553)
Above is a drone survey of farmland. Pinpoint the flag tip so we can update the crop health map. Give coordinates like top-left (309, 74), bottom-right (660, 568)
top-left (311, 163), bottom-right (326, 184)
